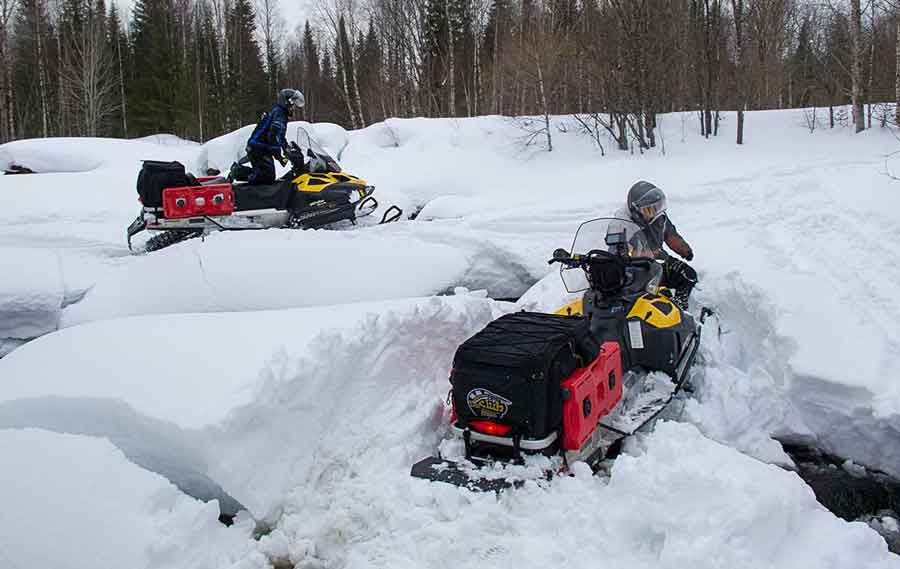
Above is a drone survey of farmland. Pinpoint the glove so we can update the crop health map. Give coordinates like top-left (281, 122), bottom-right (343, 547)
top-left (277, 155), bottom-right (288, 167)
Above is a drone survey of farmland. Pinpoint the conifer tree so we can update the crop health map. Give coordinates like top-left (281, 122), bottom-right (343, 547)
top-left (225, 0), bottom-right (267, 128)
top-left (129, 0), bottom-right (180, 134)
top-left (106, 2), bottom-right (128, 136)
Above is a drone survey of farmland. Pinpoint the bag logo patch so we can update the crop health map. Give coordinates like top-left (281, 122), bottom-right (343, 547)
top-left (467, 388), bottom-right (512, 419)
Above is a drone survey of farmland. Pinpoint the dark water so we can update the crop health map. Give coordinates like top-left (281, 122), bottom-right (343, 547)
top-left (783, 443), bottom-right (900, 553)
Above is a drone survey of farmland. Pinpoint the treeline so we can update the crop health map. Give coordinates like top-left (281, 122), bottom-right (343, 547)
top-left (1, 0), bottom-right (898, 145)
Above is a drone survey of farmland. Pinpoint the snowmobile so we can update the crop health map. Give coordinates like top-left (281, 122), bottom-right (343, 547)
top-left (126, 127), bottom-right (402, 252)
top-left (411, 217), bottom-right (712, 491)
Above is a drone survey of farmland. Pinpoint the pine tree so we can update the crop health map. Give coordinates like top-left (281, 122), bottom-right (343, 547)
top-left (356, 24), bottom-right (383, 123)
top-left (129, 0), bottom-right (180, 134)
top-left (225, 0), bottom-right (267, 128)
top-left (107, 2), bottom-right (128, 136)
top-left (301, 21), bottom-right (320, 119)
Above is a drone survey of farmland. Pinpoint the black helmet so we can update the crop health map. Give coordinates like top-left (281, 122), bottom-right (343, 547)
top-left (277, 88), bottom-right (305, 111)
top-left (627, 181), bottom-right (667, 223)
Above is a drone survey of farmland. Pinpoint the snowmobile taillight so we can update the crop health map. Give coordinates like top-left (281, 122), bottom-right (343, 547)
top-left (175, 197), bottom-right (187, 208)
top-left (469, 420), bottom-right (512, 437)
top-left (212, 193), bottom-right (224, 204)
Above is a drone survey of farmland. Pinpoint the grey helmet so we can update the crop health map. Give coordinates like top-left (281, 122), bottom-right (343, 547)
top-left (627, 180), bottom-right (667, 223)
top-left (277, 88), bottom-right (305, 111)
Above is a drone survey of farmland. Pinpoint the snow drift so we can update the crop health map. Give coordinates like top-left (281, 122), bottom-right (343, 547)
top-left (0, 428), bottom-right (264, 569)
top-left (0, 295), bottom-right (500, 519)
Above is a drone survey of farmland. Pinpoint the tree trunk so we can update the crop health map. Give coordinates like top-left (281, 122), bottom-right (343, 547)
top-left (896, 3), bottom-right (900, 125)
top-left (732, 0), bottom-right (745, 144)
top-left (35, 0), bottom-right (48, 137)
top-left (116, 26), bottom-right (127, 136)
top-left (445, 0), bottom-right (455, 116)
top-left (850, 0), bottom-right (864, 133)
top-left (536, 54), bottom-right (551, 151)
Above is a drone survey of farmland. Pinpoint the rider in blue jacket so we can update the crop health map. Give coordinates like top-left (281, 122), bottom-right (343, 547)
top-left (246, 88), bottom-right (305, 185)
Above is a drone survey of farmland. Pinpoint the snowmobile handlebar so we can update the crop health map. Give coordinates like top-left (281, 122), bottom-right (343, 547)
top-left (548, 248), bottom-right (656, 268)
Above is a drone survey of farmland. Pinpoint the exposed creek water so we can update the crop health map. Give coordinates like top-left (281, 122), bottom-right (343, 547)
top-left (782, 443), bottom-right (900, 553)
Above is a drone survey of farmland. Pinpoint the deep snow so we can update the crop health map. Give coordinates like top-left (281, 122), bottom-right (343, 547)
top-left (0, 428), bottom-right (263, 569)
top-left (2, 109), bottom-right (900, 566)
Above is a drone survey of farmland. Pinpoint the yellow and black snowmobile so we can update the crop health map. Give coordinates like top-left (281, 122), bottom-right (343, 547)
top-left (127, 127), bottom-right (402, 252)
top-left (411, 217), bottom-right (712, 491)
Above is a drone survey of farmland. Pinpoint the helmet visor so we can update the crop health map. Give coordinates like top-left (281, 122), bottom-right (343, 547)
top-left (639, 200), bottom-right (666, 222)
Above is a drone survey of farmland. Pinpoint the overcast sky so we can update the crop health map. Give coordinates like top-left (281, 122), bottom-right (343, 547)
top-left (113, 0), bottom-right (313, 39)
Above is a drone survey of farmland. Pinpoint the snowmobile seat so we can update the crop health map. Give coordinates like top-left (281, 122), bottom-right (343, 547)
top-left (232, 180), bottom-right (293, 211)
top-left (198, 176), bottom-right (229, 186)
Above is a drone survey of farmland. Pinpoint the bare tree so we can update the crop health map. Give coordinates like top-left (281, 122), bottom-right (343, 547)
top-left (850, 0), bottom-right (864, 131)
top-left (732, 0), bottom-right (746, 144)
top-left (63, 0), bottom-right (119, 136)
top-left (256, 0), bottom-right (284, 93)
top-left (895, 0), bottom-right (899, 123)
top-left (0, 0), bottom-right (17, 141)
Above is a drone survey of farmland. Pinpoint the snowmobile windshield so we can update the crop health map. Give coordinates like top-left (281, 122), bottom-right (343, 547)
top-left (295, 127), bottom-right (342, 173)
top-left (560, 217), bottom-right (656, 293)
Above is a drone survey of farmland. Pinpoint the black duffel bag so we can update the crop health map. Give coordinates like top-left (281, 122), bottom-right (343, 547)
top-left (136, 160), bottom-right (194, 208)
top-left (450, 311), bottom-right (600, 440)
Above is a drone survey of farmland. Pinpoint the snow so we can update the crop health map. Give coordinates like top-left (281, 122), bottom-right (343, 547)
top-left (0, 428), bottom-right (265, 569)
top-left (257, 421), bottom-right (897, 568)
top-left (0, 295), bottom-right (500, 519)
top-left (0, 136), bottom-right (202, 173)
top-left (59, 228), bottom-right (472, 326)
top-left (0, 247), bottom-right (63, 339)
top-left (1, 108), bottom-right (900, 566)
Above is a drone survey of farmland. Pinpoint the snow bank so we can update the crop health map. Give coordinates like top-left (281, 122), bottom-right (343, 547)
top-left (0, 295), bottom-right (499, 519)
top-left (258, 421), bottom-right (897, 568)
top-left (199, 121), bottom-right (349, 174)
top-left (60, 227), bottom-right (472, 326)
top-left (0, 247), bottom-right (63, 339)
top-left (136, 134), bottom-right (201, 147)
top-left (207, 294), bottom-right (500, 517)
top-left (0, 137), bottom-right (201, 174)
top-left (0, 429), bottom-right (263, 569)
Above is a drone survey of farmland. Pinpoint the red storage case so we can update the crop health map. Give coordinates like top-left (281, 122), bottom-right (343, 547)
top-left (162, 184), bottom-right (235, 219)
top-left (560, 341), bottom-right (623, 451)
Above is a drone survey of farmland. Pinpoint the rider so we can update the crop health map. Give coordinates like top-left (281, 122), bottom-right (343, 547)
top-left (620, 181), bottom-right (697, 310)
top-left (246, 88), bottom-right (305, 185)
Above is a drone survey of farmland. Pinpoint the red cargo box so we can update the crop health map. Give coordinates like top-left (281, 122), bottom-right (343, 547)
top-left (560, 341), bottom-right (623, 451)
top-left (162, 184), bottom-right (234, 219)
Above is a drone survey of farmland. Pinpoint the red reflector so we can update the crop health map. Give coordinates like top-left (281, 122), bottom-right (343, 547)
top-left (469, 420), bottom-right (512, 436)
